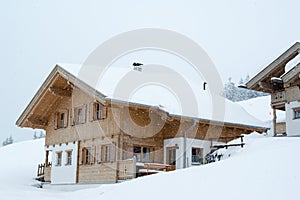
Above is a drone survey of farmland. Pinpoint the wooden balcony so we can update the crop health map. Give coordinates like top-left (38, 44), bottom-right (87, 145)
top-left (271, 91), bottom-right (286, 110)
top-left (271, 91), bottom-right (286, 104)
top-left (37, 162), bottom-right (51, 182)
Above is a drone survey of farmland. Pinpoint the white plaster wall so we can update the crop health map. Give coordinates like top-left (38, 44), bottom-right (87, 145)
top-left (45, 142), bottom-right (78, 184)
top-left (185, 138), bottom-right (211, 168)
top-left (164, 137), bottom-right (211, 169)
top-left (286, 101), bottom-right (300, 136)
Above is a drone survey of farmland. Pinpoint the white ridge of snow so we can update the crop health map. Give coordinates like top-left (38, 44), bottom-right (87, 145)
top-left (270, 77), bottom-right (282, 82)
top-left (1, 134), bottom-right (299, 200)
top-left (284, 53), bottom-right (300, 74)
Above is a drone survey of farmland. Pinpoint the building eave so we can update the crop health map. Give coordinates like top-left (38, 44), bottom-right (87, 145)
top-left (246, 42), bottom-right (300, 93)
top-left (16, 64), bottom-right (107, 129)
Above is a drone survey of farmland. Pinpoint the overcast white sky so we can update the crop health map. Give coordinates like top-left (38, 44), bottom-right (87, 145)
top-left (0, 0), bottom-right (299, 143)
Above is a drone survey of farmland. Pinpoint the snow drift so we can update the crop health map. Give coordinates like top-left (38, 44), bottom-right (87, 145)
top-left (1, 134), bottom-right (299, 200)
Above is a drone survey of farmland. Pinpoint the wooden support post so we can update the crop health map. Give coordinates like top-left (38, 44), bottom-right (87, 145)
top-left (115, 134), bottom-right (120, 182)
top-left (45, 151), bottom-right (49, 167)
top-left (241, 136), bottom-right (244, 148)
top-left (273, 108), bottom-right (277, 136)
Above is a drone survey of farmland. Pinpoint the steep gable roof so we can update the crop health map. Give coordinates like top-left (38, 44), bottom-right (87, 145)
top-left (16, 65), bottom-right (106, 128)
top-left (246, 42), bottom-right (300, 93)
top-left (17, 63), bottom-right (268, 131)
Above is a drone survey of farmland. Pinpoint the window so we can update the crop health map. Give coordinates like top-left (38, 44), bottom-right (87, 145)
top-left (133, 146), bottom-right (151, 163)
top-left (73, 105), bottom-right (86, 125)
top-left (96, 103), bottom-right (102, 120)
top-left (133, 146), bottom-right (141, 161)
top-left (77, 108), bottom-right (83, 123)
top-left (102, 145), bottom-right (111, 162)
top-left (142, 147), bottom-right (150, 163)
top-left (293, 108), bottom-right (300, 119)
top-left (82, 148), bottom-right (91, 165)
top-left (191, 148), bottom-right (203, 164)
top-left (54, 110), bottom-right (68, 129)
top-left (59, 113), bottom-right (65, 128)
top-left (66, 150), bottom-right (72, 165)
top-left (167, 147), bottom-right (176, 166)
top-left (90, 102), bottom-right (107, 121)
top-left (104, 146), bottom-right (110, 162)
top-left (101, 145), bottom-right (115, 162)
top-left (56, 151), bottom-right (62, 166)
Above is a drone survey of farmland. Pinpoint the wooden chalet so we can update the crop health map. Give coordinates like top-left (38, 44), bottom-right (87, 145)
top-left (17, 64), bottom-right (267, 184)
top-left (246, 42), bottom-right (300, 136)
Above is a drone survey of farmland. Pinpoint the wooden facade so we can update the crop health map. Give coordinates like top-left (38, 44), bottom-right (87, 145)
top-left (17, 65), bottom-right (267, 184)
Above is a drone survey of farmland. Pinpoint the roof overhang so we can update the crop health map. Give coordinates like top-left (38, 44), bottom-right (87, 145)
top-left (246, 42), bottom-right (300, 93)
top-left (17, 64), bottom-right (269, 133)
top-left (16, 65), bottom-right (106, 129)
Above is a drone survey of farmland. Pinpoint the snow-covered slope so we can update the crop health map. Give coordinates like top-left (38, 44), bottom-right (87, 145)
top-left (238, 96), bottom-right (285, 123)
top-left (1, 135), bottom-right (299, 200)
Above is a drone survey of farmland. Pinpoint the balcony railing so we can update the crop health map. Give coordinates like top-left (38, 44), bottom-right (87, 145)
top-left (37, 162), bottom-right (52, 177)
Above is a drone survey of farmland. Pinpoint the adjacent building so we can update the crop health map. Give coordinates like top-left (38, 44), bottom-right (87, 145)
top-left (246, 42), bottom-right (300, 136)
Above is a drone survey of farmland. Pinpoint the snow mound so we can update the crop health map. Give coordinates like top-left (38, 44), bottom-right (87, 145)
top-left (1, 134), bottom-right (300, 200)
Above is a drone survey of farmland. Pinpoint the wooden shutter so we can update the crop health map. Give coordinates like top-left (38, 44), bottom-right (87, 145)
top-left (101, 145), bottom-right (105, 162)
top-left (82, 105), bottom-right (87, 123)
top-left (97, 145), bottom-right (101, 163)
top-left (70, 108), bottom-right (75, 126)
top-left (82, 148), bottom-right (86, 165)
top-left (110, 144), bottom-right (115, 162)
top-left (102, 106), bottom-right (107, 119)
top-left (90, 146), bottom-right (95, 164)
top-left (54, 112), bottom-right (58, 130)
top-left (63, 109), bottom-right (68, 128)
top-left (89, 102), bottom-right (94, 122)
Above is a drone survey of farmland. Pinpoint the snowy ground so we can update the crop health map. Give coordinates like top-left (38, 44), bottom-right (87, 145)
top-left (0, 134), bottom-right (299, 200)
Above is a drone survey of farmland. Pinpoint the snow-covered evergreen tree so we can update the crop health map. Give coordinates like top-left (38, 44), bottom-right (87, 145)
top-left (2, 136), bottom-right (14, 146)
top-left (223, 75), bottom-right (267, 102)
top-left (33, 131), bottom-right (45, 139)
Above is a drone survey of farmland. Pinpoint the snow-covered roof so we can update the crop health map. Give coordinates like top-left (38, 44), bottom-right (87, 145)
top-left (57, 63), bottom-right (267, 129)
top-left (284, 53), bottom-right (300, 74)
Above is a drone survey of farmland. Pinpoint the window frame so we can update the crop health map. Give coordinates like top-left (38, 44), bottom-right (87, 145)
top-left (133, 146), bottom-right (151, 163)
top-left (102, 145), bottom-right (111, 163)
top-left (166, 147), bottom-right (176, 166)
top-left (65, 150), bottom-right (72, 166)
top-left (59, 113), bottom-right (65, 128)
top-left (293, 108), bottom-right (300, 119)
top-left (191, 147), bottom-right (203, 165)
top-left (82, 147), bottom-right (91, 165)
top-left (56, 151), bottom-right (62, 166)
top-left (77, 108), bottom-right (83, 124)
top-left (95, 103), bottom-right (103, 120)
top-left (54, 109), bottom-right (68, 129)
top-left (73, 105), bottom-right (86, 125)
top-left (90, 102), bottom-right (107, 121)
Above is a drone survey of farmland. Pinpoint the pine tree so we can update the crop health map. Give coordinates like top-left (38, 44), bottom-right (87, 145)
top-left (223, 75), bottom-right (267, 102)
top-left (33, 131), bottom-right (38, 139)
top-left (2, 135), bottom-right (14, 146)
top-left (39, 131), bottom-right (45, 138)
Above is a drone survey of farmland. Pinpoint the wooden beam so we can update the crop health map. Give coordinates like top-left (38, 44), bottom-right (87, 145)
top-left (27, 116), bottom-right (48, 126)
top-left (49, 86), bottom-right (72, 97)
top-left (258, 81), bottom-right (274, 93)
